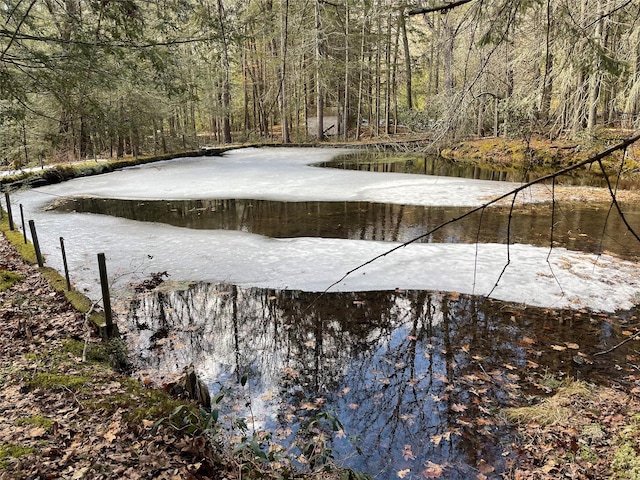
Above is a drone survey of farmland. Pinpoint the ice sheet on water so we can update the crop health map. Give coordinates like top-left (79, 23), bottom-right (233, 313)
top-left (11, 147), bottom-right (640, 312)
top-left (22, 147), bottom-right (538, 206)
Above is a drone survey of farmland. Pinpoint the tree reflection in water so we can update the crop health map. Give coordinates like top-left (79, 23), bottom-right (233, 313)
top-left (122, 283), bottom-right (634, 478)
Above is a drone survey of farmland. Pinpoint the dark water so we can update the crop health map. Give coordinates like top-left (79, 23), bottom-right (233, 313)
top-left (320, 151), bottom-right (620, 187)
top-left (127, 283), bottom-right (639, 478)
top-left (53, 197), bottom-right (640, 259)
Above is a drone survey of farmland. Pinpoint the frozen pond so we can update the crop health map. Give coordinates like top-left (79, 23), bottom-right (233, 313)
top-left (8, 146), bottom-right (640, 477)
top-left (10, 147), bottom-right (640, 311)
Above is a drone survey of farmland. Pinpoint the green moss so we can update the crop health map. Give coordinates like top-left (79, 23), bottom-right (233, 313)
top-left (0, 218), bottom-right (38, 264)
top-left (39, 267), bottom-right (105, 327)
top-left (0, 270), bottom-right (23, 291)
top-left (612, 415), bottom-right (640, 479)
top-left (0, 443), bottom-right (35, 468)
top-left (612, 443), bottom-right (640, 479)
top-left (27, 373), bottom-right (89, 392)
top-left (15, 415), bottom-right (54, 432)
top-left (91, 378), bottom-right (188, 423)
top-left (0, 149), bottom-right (237, 192)
top-left (578, 445), bottom-right (598, 463)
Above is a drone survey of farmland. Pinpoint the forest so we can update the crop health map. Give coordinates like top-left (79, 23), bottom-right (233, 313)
top-left (1, 0), bottom-right (639, 165)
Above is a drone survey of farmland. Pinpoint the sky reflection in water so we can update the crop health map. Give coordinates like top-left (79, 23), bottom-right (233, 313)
top-left (124, 282), bottom-right (635, 478)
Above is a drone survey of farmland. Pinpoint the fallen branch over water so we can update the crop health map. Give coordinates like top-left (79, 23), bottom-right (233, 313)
top-left (321, 130), bottom-right (640, 297)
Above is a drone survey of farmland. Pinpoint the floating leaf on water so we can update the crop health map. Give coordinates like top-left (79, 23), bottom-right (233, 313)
top-left (431, 433), bottom-right (443, 446)
top-left (283, 366), bottom-right (299, 379)
top-left (422, 461), bottom-right (444, 478)
top-left (402, 444), bottom-right (416, 461)
top-left (433, 373), bottom-right (449, 383)
top-left (478, 459), bottom-right (495, 474)
top-left (397, 469), bottom-right (411, 479)
top-left (456, 417), bottom-right (473, 428)
top-left (399, 414), bottom-right (416, 426)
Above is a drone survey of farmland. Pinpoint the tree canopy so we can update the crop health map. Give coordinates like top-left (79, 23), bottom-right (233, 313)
top-left (1, 0), bottom-right (639, 165)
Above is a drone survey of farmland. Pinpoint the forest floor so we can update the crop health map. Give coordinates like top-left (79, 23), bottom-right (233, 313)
top-left (3, 135), bottom-right (640, 479)
top-left (0, 229), bottom-right (236, 479)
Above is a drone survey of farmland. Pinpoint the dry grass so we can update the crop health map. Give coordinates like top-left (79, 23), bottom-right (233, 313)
top-left (505, 380), bottom-right (591, 426)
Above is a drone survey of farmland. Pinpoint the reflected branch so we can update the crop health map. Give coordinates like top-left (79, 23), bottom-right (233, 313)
top-left (597, 158), bottom-right (640, 244)
top-left (472, 206), bottom-right (486, 295)
top-left (546, 178), bottom-right (564, 295)
top-left (484, 193), bottom-right (517, 300)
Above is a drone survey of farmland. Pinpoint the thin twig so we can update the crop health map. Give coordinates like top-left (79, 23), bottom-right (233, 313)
top-left (82, 299), bottom-right (100, 363)
top-left (546, 178), bottom-right (564, 294)
top-left (593, 330), bottom-right (640, 356)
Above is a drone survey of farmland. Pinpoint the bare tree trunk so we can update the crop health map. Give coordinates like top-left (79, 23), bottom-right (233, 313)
top-left (374, 10), bottom-right (381, 136)
top-left (280, 0), bottom-right (290, 143)
top-left (399, 8), bottom-right (412, 110)
top-left (315, 0), bottom-right (324, 141)
top-left (587, 0), bottom-right (604, 131)
top-left (355, 0), bottom-right (367, 141)
top-left (343, 2), bottom-right (350, 140)
top-left (539, 0), bottom-right (553, 124)
top-left (242, 48), bottom-right (250, 137)
top-left (384, 14), bottom-right (392, 135)
top-left (217, 0), bottom-right (232, 143)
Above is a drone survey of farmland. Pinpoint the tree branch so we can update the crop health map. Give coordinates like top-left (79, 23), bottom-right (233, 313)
top-left (407, 0), bottom-right (474, 16)
top-left (321, 131), bottom-right (640, 295)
